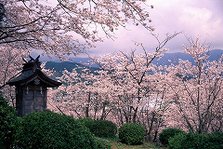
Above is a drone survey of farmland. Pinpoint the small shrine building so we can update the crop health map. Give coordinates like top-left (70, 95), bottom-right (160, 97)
top-left (7, 56), bottom-right (61, 116)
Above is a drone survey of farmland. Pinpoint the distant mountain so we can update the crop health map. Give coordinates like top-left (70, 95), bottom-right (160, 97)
top-left (153, 49), bottom-right (223, 66)
top-left (45, 49), bottom-right (223, 76)
top-left (153, 52), bottom-right (193, 66)
top-left (45, 61), bottom-right (98, 76)
top-left (207, 49), bottom-right (223, 61)
top-left (71, 57), bottom-right (92, 64)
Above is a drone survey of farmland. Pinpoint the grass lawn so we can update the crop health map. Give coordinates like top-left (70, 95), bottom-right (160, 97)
top-left (111, 142), bottom-right (165, 149)
top-left (102, 139), bottom-right (166, 149)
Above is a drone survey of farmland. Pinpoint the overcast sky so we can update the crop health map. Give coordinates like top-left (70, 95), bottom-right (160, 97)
top-left (88, 0), bottom-right (223, 55)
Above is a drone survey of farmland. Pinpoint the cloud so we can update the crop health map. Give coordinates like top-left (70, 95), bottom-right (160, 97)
top-left (91, 0), bottom-right (223, 55)
top-left (179, 6), bottom-right (222, 41)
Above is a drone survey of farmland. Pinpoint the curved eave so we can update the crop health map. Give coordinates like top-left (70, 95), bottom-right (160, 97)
top-left (36, 70), bottom-right (62, 87)
top-left (7, 69), bottom-right (62, 87)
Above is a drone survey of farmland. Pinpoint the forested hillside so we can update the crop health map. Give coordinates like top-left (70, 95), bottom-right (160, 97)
top-left (45, 49), bottom-right (223, 75)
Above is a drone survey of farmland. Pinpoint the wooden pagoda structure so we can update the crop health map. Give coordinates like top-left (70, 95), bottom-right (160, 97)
top-left (7, 56), bottom-right (61, 116)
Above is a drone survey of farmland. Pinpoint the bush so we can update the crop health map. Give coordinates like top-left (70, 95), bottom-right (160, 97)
top-left (159, 128), bottom-right (184, 146)
top-left (119, 123), bottom-right (145, 145)
top-left (95, 138), bottom-right (111, 149)
top-left (16, 111), bottom-right (97, 149)
top-left (168, 133), bottom-right (187, 149)
top-left (207, 132), bottom-right (223, 149)
top-left (0, 95), bottom-right (17, 149)
top-left (91, 120), bottom-right (117, 138)
top-left (168, 132), bottom-right (223, 149)
top-left (77, 117), bottom-right (94, 128)
top-left (78, 118), bottom-right (117, 138)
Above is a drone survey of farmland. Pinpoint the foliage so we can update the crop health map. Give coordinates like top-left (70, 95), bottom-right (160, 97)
top-left (77, 117), bottom-right (94, 126)
top-left (77, 117), bottom-right (94, 128)
top-left (91, 120), bottom-right (117, 138)
top-left (16, 111), bottom-right (97, 149)
top-left (95, 138), bottom-right (111, 149)
top-left (78, 118), bottom-right (117, 138)
top-left (0, 95), bottom-right (17, 149)
top-left (207, 132), bottom-right (223, 149)
top-left (159, 128), bottom-right (185, 146)
top-left (119, 123), bottom-right (145, 145)
top-left (168, 132), bottom-right (223, 149)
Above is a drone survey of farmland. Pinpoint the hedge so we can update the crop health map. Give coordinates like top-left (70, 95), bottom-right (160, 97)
top-left (16, 111), bottom-right (97, 149)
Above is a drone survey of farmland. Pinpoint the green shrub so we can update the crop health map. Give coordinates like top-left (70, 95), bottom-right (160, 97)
top-left (91, 120), bottom-right (117, 138)
top-left (95, 138), bottom-right (111, 149)
top-left (0, 95), bottom-right (17, 149)
top-left (78, 118), bottom-right (117, 138)
top-left (78, 117), bottom-right (94, 128)
top-left (118, 123), bottom-right (145, 145)
top-left (159, 128), bottom-right (184, 146)
top-left (168, 133), bottom-right (187, 149)
top-left (207, 132), bottom-right (223, 149)
top-left (168, 132), bottom-right (223, 149)
top-left (16, 111), bottom-right (97, 149)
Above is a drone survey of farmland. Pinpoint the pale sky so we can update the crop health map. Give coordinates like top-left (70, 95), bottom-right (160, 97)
top-left (88, 0), bottom-right (223, 55)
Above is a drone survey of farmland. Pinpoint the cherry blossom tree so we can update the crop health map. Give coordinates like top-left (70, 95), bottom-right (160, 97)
top-left (138, 71), bottom-right (173, 141)
top-left (48, 33), bottom-right (177, 142)
top-left (0, 0), bottom-right (153, 57)
top-left (48, 50), bottom-right (172, 142)
top-left (0, 45), bottom-right (28, 105)
top-left (94, 33), bottom-right (177, 124)
top-left (166, 38), bottom-right (223, 133)
top-left (49, 67), bottom-right (115, 119)
top-left (0, 0), bottom-right (154, 104)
